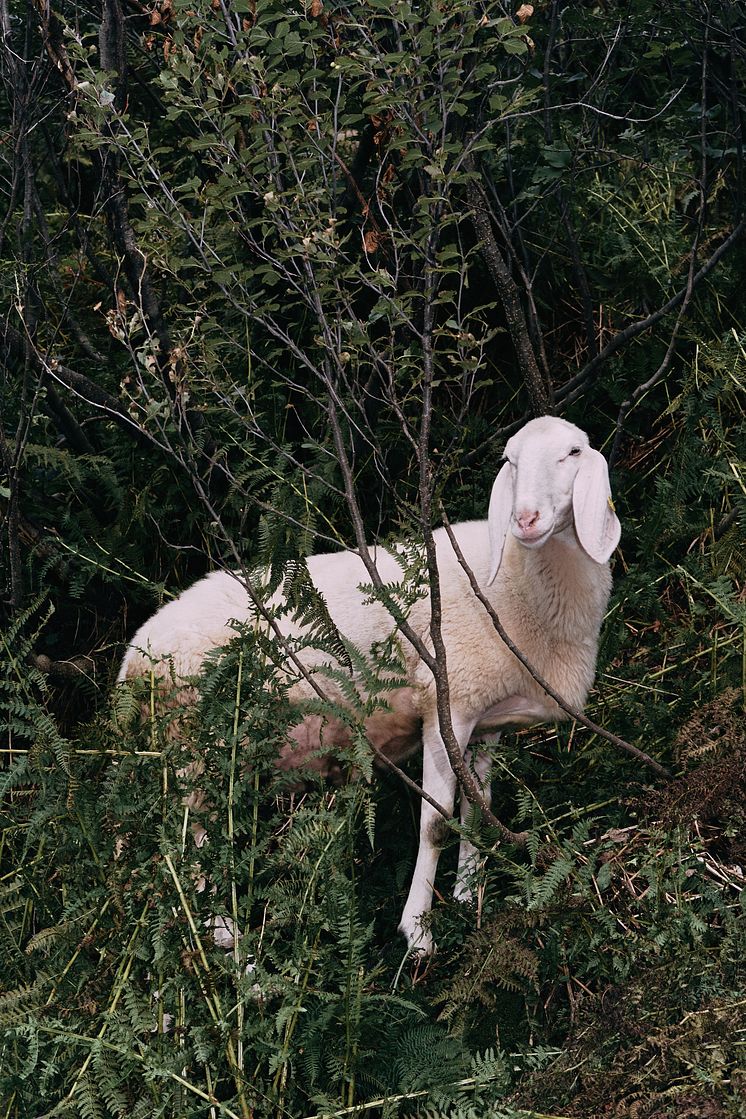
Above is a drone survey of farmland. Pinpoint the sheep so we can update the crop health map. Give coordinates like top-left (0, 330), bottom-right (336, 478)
top-left (118, 415), bottom-right (621, 955)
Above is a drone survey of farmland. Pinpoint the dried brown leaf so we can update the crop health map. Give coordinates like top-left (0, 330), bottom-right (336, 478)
top-left (363, 230), bottom-right (380, 254)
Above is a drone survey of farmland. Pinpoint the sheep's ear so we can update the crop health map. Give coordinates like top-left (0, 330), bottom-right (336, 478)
top-left (572, 448), bottom-right (621, 563)
top-left (487, 462), bottom-right (514, 584)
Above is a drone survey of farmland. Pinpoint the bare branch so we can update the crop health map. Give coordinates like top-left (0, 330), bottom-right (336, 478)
top-left (414, 221), bottom-right (529, 845)
top-left (556, 218), bottom-right (745, 408)
top-left (324, 379), bottom-right (527, 844)
top-left (32, 653), bottom-right (97, 681)
top-left (466, 168), bottom-right (553, 418)
top-left (370, 747), bottom-right (451, 821)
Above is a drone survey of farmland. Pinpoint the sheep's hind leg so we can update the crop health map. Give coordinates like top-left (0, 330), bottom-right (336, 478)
top-left (453, 735), bottom-right (497, 903)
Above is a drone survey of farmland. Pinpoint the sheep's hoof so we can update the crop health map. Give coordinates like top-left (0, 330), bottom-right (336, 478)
top-left (452, 879), bottom-right (475, 904)
top-left (398, 918), bottom-right (435, 958)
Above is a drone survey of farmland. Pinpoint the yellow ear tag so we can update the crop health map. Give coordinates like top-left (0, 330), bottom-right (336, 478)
top-left (607, 496), bottom-right (616, 512)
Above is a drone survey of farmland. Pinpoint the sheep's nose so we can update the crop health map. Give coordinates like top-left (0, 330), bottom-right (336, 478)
top-left (516, 510), bottom-right (540, 531)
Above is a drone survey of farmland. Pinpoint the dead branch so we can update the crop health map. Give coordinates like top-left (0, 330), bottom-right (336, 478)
top-left (32, 653), bottom-right (97, 681)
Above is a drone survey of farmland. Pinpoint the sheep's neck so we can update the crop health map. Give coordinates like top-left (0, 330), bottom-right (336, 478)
top-left (498, 528), bottom-right (610, 644)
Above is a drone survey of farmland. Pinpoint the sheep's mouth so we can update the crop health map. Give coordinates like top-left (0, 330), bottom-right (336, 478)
top-left (512, 524), bottom-right (553, 548)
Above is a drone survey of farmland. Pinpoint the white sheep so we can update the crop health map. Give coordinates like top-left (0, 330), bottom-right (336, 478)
top-left (118, 415), bottom-right (621, 955)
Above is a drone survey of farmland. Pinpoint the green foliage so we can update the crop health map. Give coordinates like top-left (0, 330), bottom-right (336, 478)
top-left (2, 617), bottom-right (745, 1116)
top-left (2, 0), bottom-right (745, 1116)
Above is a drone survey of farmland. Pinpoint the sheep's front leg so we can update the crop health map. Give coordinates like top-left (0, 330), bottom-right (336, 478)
top-left (453, 735), bottom-right (498, 903)
top-left (398, 714), bottom-right (474, 955)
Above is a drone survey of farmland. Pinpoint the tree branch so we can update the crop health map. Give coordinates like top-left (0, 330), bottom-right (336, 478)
top-left (371, 747), bottom-right (451, 821)
top-left (1, 323), bottom-right (162, 449)
top-left (556, 218), bottom-right (745, 407)
top-left (324, 382), bottom-right (527, 845)
top-left (466, 167), bottom-right (553, 417)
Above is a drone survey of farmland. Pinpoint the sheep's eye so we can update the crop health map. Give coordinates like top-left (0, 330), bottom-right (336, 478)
top-left (568, 447), bottom-right (581, 457)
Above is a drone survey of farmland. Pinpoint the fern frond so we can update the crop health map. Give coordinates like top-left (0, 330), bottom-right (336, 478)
top-left (437, 917), bottom-right (539, 1032)
top-left (25, 925), bottom-right (68, 956)
top-left (527, 854), bottom-right (575, 911)
top-left (0, 984), bottom-right (44, 1027)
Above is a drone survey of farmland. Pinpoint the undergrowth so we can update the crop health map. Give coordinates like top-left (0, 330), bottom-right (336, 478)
top-left (2, 0), bottom-right (745, 1112)
top-left (1, 555), bottom-right (744, 1118)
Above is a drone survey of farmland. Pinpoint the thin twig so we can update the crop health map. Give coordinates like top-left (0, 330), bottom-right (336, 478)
top-left (438, 508), bottom-right (670, 779)
top-left (414, 219), bottom-right (530, 846)
top-left (556, 218), bottom-right (745, 407)
top-left (324, 388), bottom-right (527, 845)
top-left (371, 747), bottom-right (451, 821)
top-left (609, 9), bottom-right (711, 473)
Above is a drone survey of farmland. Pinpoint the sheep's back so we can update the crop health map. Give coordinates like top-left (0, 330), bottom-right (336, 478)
top-left (117, 570), bottom-right (253, 683)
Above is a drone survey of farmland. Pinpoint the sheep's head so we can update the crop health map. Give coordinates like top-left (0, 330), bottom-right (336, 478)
top-left (487, 416), bottom-right (621, 583)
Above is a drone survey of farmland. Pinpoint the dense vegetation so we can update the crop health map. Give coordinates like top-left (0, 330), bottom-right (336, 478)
top-left (1, 0), bottom-right (744, 1116)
